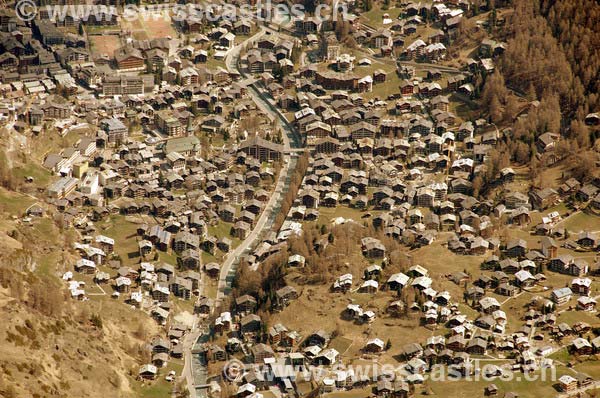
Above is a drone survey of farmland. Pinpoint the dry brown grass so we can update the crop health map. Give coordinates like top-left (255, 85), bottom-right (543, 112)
top-left (90, 35), bottom-right (121, 57)
top-left (139, 13), bottom-right (176, 39)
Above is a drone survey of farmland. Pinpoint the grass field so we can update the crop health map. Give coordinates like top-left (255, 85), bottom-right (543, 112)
top-left (426, 366), bottom-right (572, 398)
top-left (11, 162), bottom-right (52, 188)
top-left (316, 205), bottom-right (381, 226)
top-left (207, 221), bottom-right (234, 242)
top-left (360, 6), bottom-right (402, 26)
top-left (556, 309), bottom-right (599, 326)
top-left (573, 360), bottom-right (600, 379)
top-left (408, 240), bottom-right (487, 301)
top-left (100, 215), bottom-right (143, 266)
top-left (135, 361), bottom-right (183, 398)
top-left (561, 211), bottom-right (600, 233)
top-left (329, 336), bottom-right (354, 355)
top-left (206, 57), bottom-right (227, 71)
top-left (549, 347), bottom-right (570, 363)
top-left (364, 62), bottom-right (402, 101)
top-left (0, 188), bottom-right (35, 215)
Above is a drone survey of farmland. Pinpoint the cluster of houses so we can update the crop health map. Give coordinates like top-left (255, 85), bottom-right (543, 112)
top-left (204, 240), bottom-right (600, 398)
top-left (3, 0), bottom-right (600, 395)
top-left (43, 127), bottom-right (282, 250)
top-left (138, 324), bottom-right (191, 380)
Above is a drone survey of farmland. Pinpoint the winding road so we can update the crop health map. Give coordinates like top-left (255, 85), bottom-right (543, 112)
top-left (182, 25), bottom-right (303, 398)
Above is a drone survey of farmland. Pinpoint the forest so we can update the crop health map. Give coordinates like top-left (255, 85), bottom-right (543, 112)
top-left (476, 0), bottom-right (599, 191)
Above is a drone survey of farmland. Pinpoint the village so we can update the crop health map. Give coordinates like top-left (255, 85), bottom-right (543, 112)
top-left (0, 0), bottom-right (599, 398)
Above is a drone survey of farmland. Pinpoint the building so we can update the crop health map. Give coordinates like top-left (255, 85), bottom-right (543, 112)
top-left (155, 111), bottom-right (184, 137)
top-left (551, 287), bottom-right (572, 305)
top-left (47, 177), bottom-right (78, 198)
top-left (558, 375), bottom-right (577, 393)
top-left (100, 118), bottom-right (128, 144)
top-left (114, 47), bottom-right (144, 71)
top-left (239, 136), bottom-right (283, 162)
top-left (102, 74), bottom-right (154, 96)
top-left (529, 188), bottom-right (559, 210)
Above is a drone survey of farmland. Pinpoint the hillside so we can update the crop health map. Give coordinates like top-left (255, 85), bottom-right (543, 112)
top-left (0, 187), bottom-right (160, 398)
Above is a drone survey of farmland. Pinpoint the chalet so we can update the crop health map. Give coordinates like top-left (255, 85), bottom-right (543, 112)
top-left (275, 286), bottom-right (299, 307)
top-left (577, 296), bottom-right (596, 311)
top-left (505, 239), bottom-right (527, 258)
top-left (496, 283), bottom-right (517, 297)
top-left (115, 47), bottom-right (144, 71)
top-left (569, 339), bottom-right (592, 359)
top-left (529, 188), bottom-right (559, 210)
top-left (236, 295), bottom-right (258, 313)
top-left (205, 262), bottom-right (220, 278)
top-left (466, 338), bottom-right (487, 355)
top-left (479, 297), bottom-right (501, 314)
top-left (577, 231), bottom-right (598, 248)
top-left (251, 343), bottom-right (275, 363)
top-left (361, 237), bottom-right (386, 258)
top-left (170, 277), bottom-right (192, 300)
top-left (139, 364), bottom-right (158, 380)
top-left (540, 236), bottom-right (558, 258)
top-left (571, 278), bottom-right (592, 296)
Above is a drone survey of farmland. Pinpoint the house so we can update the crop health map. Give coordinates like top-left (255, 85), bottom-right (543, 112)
top-left (496, 283), bottom-right (517, 297)
top-left (387, 273), bottom-right (410, 291)
top-left (550, 255), bottom-right (589, 276)
top-left (173, 231), bottom-right (200, 253)
top-left (170, 277), bottom-right (192, 300)
top-left (251, 343), bottom-right (275, 363)
top-left (361, 237), bottom-right (386, 258)
top-left (570, 338), bottom-right (593, 355)
top-left (514, 270), bottom-right (535, 288)
top-left (240, 314), bottom-right (262, 333)
top-left (100, 118), bottom-right (128, 145)
top-left (479, 297), bottom-right (501, 314)
top-left (75, 258), bottom-right (96, 274)
top-left (115, 47), bottom-right (144, 71)
top-left (275, 286), bottom-right (299, 307)
top-left (529, 188), bottom-right (559, 210)
top-left (205, 262), bottom-right (220, 278)
top-left (558, 375), bottom-right (578, 393)
top-left (540, 236), bottom-right (558, 258)
top-left (571, 278), bottom-right (592, 296)
top-left (466, 338), bottom-right (487, 355)
top-left (358, 280), bottom-right (379, 293)
top-left (233, 221), bottom-right (251, 239)
top-left (288, 254), bottom-right (306, 267)
top-left (179, 249), bottom-right (201, 269)
top-left (551, 287), bottom-right (572, 305)
top-left (315, 348), bottom-right (339, 366)
top-left (485, 384), bottom-right (498, 396)
top-left (364, 338), bottom-right (385, 353)
top-left (577, 231), bottom-right (598, 248)
top-left (138, 364), bottom-right (158, 380)
top-left (236, 295), bottom-right (258, 313)
top-left (505, 239), bottom-right (527, 258)
top-left (577, 296), bottom-right (596, 311)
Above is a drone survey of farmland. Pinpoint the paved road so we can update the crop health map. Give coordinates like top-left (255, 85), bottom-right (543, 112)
top-left (181, 328), bottom-right (201, 397)
top-left (217, 28), bottom-right (298, 305)
top-left (182, 26), bottom-right (302, 397)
